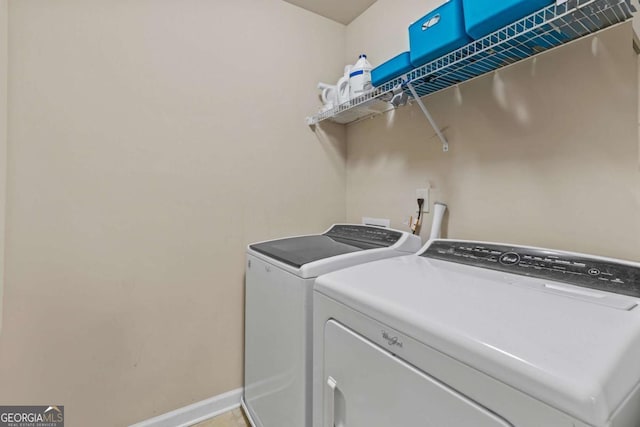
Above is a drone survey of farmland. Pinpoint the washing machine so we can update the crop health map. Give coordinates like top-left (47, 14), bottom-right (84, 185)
top-left (313, 239), bottom-right (640, 427)
top-left (242, 224), bottom-right (421, 427)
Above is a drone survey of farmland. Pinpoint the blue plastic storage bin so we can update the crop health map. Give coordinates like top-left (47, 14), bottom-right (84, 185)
top-left (462, 0), bottom-right (555, 39)
top-left (409, 0), bottom-right (472, 68)
top-left (372, 52), bottom-right (413, 87)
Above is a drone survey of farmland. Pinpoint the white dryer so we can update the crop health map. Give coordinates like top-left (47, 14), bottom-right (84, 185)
top-left (242, 224), bottom-right (421, 427)
top-left (313, 240), bottom-right (640, 427)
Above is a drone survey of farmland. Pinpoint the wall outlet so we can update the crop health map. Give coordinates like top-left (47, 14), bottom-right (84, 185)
top-left (416, 188), bottom-right (429, 213)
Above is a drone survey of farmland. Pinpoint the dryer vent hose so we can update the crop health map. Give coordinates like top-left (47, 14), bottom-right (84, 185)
top-left (429, 202), bottom-right (447, 240)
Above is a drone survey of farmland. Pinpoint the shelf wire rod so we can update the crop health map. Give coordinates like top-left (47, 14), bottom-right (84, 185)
top-left (406, 82), bottom-right (449, 152)
top-left (608, 3), bottom-right (623, 22)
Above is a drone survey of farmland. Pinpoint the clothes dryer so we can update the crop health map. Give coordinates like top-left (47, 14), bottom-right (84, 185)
top-left (313, 240), bottom-right (640, 427)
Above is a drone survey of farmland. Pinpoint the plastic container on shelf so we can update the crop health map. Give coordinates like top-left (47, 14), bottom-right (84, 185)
top-left (371, 52), bottom-right (413, 88)
top-left (409, 0), bottom-right (472, 68)
top-left (349, 54), bottom-right (373, 99)
top-left (337, 75), bottom-right (350, 105)
top-left (462, 0), bottom-right (555, 39)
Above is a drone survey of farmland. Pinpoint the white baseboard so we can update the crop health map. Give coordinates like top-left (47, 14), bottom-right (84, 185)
top-left (240, 397), bottom-right (258, 427)
top-left (129, 387), bottom-right (243, 427)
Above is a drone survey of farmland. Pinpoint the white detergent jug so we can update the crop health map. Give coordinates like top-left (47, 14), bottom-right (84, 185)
top-left (337, 76), bottom-right (350, 105)
top-left (318, 82), bottom-right (338, 111)
top-left (349, 54), bottom-right (372, 100)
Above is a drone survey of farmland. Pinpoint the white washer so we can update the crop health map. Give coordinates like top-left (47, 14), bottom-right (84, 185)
top-left (313, 240), bottom-right (640, 427)
top-left (242, 224), bottom-right (421, 427)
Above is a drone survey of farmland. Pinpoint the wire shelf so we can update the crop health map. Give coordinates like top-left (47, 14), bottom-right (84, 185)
top-left (306, 0), bottom-right (635, 126)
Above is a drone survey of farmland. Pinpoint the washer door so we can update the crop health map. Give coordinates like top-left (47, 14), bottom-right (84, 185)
top-left (323, 320), bottom-right (513, 427)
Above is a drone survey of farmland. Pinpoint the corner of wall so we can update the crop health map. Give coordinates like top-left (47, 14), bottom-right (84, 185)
top-left (344, 0), bottom-right (428, 66)
top-left (637, 48), bottom-right (640, 167)
top-left (0, 0), bottom-right (8, 333)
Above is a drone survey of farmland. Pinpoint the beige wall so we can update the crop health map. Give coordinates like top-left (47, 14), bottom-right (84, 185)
top-left (1, 1), bottom-right (639, 426)
top-left (0, 1), bottom-right (346, 426)
top-left (345, 8), bottom-right (640, 261)
top-left (0, 0), bottom-right (7, 333)
top-left (346, 0), bottom-right (426, 65)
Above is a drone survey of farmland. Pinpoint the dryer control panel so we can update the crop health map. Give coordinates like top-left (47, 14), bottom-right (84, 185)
top-left (423, 241), bottom-right (640, 298)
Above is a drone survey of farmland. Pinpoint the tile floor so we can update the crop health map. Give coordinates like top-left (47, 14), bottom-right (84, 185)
top-left (193, 408), bottom-right (249, 427)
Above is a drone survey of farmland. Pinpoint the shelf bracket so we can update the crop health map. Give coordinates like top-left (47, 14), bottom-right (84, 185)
top-left (406, 82), bottom-right (449, 152)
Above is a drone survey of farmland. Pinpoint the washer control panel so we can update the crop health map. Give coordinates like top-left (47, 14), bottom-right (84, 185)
top-left (325, 225), bottom-right (402, 247)
top-left (423, 241), bottom-right (640, 298)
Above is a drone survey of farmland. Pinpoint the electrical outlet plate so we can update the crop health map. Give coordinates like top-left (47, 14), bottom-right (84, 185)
top-left (416, 188), bottom-right (429, 213)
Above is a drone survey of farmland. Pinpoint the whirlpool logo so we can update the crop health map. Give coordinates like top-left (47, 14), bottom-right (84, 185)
top-left (382, 331), bottom-right (403, 348)
top-left (0, 405), bottom-right (64, 427)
